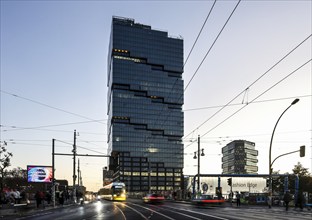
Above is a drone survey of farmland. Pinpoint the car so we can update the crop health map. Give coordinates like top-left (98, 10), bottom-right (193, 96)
top-left (191, 194), bottom-right (225, 206)
top-left (143, 193), bottom-right (165, 204)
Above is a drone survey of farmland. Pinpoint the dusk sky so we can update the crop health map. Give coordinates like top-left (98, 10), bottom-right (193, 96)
top-left (1, 0), bottom-right (311, 192)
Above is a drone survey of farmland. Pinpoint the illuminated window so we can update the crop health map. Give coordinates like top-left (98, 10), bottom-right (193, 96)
top-left (113, 55), bottom-right (141, 63)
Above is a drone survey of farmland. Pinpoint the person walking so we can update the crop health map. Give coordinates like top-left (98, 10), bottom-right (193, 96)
top-left (236, 192), bottom-right (241, 207)
top-left (35, 191), bottom-right (43, 208)
top-left (283, 190), bottom-right (291, 211)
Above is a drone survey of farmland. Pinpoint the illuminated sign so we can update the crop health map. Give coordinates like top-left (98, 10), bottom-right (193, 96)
top-left (27, 165), bottom-right (53, 183)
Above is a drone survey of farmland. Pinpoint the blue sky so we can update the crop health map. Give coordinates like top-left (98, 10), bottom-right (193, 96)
top-left (1, 0), bottom-right (311, 192)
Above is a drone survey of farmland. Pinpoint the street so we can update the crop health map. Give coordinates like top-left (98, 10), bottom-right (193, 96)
top-left (3, 199), bottom-right (312, 220)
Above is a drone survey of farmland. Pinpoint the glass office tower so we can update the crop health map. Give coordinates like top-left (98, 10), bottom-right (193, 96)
top-left (222, 140), bottom-right (258, 174)
top-left (107, 17), bottom-right (184, 193)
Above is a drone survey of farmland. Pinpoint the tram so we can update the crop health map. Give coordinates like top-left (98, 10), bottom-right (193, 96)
top-left (98, 182), bottom-right (127, 201)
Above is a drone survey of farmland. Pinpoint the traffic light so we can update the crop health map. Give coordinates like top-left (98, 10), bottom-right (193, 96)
top-left (227, 178), bottom-right (232, 186)
top-left (300, 145), bottom-right (305, 157)
top-left (266, 178), bottom-right (270, 187)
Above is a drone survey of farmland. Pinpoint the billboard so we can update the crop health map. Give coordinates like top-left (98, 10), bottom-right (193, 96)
top-left (27, 165), bottom-right (53, 183)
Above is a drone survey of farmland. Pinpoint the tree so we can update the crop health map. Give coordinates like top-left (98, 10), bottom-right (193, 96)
top-left (4, 167), bottom-right (28, 190)
top-left (288, 162), bottom-right (312, 194)
top-left (292, 162), bottom-right (310, 177)
top-left (0, 144), bottom-right (13, 192)
top-left (272, 170), bottom-right (284, 194)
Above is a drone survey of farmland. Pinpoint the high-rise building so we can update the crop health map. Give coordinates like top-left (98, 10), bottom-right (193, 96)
top-left (222, 140), bottom-right (258, 174)
top-left (107, 17), bottom-right (184, 193)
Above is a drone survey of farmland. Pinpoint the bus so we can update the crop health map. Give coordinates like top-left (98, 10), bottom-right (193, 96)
top-left (98, 182), bottom-right (127, 201)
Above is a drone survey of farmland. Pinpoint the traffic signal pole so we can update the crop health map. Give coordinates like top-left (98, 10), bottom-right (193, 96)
top-left (52, 139), bottom-right (55, 207)
top-left (197, 135), bottom-right (200, 193)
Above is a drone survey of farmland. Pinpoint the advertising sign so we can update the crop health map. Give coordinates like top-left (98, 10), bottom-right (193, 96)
top-left (27, 165), bottom-right (53, 183)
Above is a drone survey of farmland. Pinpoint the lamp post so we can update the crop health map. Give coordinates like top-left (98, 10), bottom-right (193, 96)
top-left (268, 98), bottom-right (299, 207)
top-left (193, 135), bottom-right (205, 194)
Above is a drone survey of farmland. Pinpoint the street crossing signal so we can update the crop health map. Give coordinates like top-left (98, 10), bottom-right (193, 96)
top-left (300, 145), bottom-right (305, 157)
top-left (227, 178), bottom-right (232, 186)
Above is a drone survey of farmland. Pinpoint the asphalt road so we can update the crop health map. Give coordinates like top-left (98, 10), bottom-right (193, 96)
top-left (2, 199), bottom-right (312, 220)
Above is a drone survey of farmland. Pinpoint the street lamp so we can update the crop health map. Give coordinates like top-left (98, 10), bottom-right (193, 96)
top-left (193, 135), bottom-right (205, 194)
top-left (268, 98), bottom-right (299, 207)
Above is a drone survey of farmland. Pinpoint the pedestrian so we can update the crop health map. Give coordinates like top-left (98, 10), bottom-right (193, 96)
top-left (9, 189), bottom-right (16, 205)
top-left (59, 191), bottom-right (64, 206)
top-left (14, 189), bottom-right (21, 204)
top-left (267, 195), bottom-right (272, 208)
top-left (297, 191), bottom-right (305, 210)
top-left (236, 192), bottom-right (241, 207)
top-left (35, 191), bottom-right (42, 208)
top-left (283, 190), bottom-right (291, 211)
top-left (46, 191), bottom-right (51, 204)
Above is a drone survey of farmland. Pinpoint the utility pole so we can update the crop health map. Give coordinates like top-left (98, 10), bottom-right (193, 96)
top-left (73, 130), bottom-right (77, 202)
top-left (78, 159), bottom-right (80, 186)
top-left (73, 130), bottom-right (77, 186)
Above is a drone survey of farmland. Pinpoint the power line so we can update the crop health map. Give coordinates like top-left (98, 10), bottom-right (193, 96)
top-left (184, 95), bottom-right (311, 112)
top-left (183, 34), bottom-right (312, 140)
top-left (184, 0), bottom-right (241, 92)
top-left (200, 59), bottom-right (311, 139)
top-left (76, 145), bottom-right (106, 155)
top-left (159, 0), bottom-right (241, 134)
top-left (146, 1), bottom-right (218, 135)
top-left (0, 90), bottom-right (106, 125)
top-left (184, 59), bottom-right (311, 150)
top-left (1, 125), bottom-right (106, 135)
top-left (183, 0), bottom-right (217, 67)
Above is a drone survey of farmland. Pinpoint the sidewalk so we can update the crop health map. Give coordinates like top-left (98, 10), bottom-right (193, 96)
top-left (170, 199), bottom-right (312, 212)
top-left (0, 200), bottom-right (74, 218)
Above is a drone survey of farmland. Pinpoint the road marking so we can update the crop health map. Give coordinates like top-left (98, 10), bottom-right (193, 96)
top-left (115, 204), bottom-right (127, 220)
top-left (116, 203), bottom-right (148, 220)
top-left (168, 207), bottom-right (229, 220)
top-left (156, 207), bottom-right (202, 220)
top-left (130, 203), bottom-right (176, 220)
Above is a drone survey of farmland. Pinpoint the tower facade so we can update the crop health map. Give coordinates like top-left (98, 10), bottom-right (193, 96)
top-left (107, 17), bottom-right (184, 193)
top-left (222, 140), bottom-right (258, 174)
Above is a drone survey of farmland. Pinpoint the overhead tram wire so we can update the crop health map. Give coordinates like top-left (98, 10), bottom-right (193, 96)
top-left (184, 60), bottom-right (311, 151)
top-left (1, 119), bottom-right (107, 132)
top-left (184, 95), bottom-right (311, 112)
top-left (183, 34), bottom-right (312, 140)
top-left (0, 90), bottom-right (106, 125)
top-left (183, 0), bottom-right (217, 68)
top-left (1, 125), bottom-right (105, 136)
top-left (144, 0), bottom-right (241, 167)
top-left (184, 0), bottom-right (241, 92)
top-left (153, 0), bottom-right (240, 134)
top-left (147, 0), bottom-right (217, 130)
top-left (184, 59), bottom-right (312, 148)
top-left (199, 59), bottom-right (311, 141)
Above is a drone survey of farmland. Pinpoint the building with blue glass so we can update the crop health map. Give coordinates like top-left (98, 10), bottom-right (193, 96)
top-left (107, 17), bottom-right (184, 193)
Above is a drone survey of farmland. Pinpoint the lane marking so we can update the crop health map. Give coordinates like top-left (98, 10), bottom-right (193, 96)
top-left (157, 207), bottom-right (202, 220)
top-left (129, 203), bottom-right (176, 220)
top-left (116, 202), bottom-right (148, 220)
top-left (115, 204), bottom-right (127, 220)
top-left (167, 206), bottom-right (229, 220)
